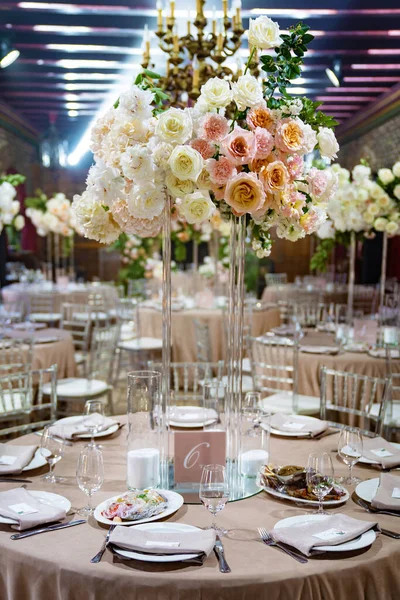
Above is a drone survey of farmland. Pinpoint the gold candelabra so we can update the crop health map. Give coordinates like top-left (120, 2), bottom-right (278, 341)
top-left (141, 0), bottom-right (256, 107)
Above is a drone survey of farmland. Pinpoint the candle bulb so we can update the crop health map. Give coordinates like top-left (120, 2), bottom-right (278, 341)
top-left (170, 0), bottom-right (175, 19)
top-left (236, 55), bottom-right (244, 76)
top-left (217, 19), bottom-right (224, 51)
top-left (196, 0), bottom-right (201, 15)
top-left (173, 28), bottom-right (179, 53)
top-left (187, 9), bottom-right (191, 35)
top-left (222, 0), bottom-right (228, 18)
top-left (212, 5), bottom-right (217, 34)
top-left (156, 0), bottom-right (163, 30)
top-left (192, 55), bottom-right (200, 89)
top-left (235, 0), bottom-right (242, 26)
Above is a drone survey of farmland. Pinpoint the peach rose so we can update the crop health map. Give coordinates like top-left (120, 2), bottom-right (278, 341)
top-left (275, 118), bottom-right (304, 153)
top-left (210, 183), bottom-right (226, 201)
top-left (220, 126), bottom-right (255, 166)
top-left (260, 160), bottom-right (289, 193)
top-left (246, 106), bottom-right (275, 132)
top-left (250, 157), bottom-right (270, 173)
top-left (224, 172), bottom-right (265, 216)
top-left (252, 192), bottom-right (276, 220)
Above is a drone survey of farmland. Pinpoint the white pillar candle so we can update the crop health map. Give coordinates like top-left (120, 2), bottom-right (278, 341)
top-left (240, 449), bottom-right (269, 477)
top-left (127, 448), bottom-right (160, 490)
top-left (383, 327), bottom-right (398, 345)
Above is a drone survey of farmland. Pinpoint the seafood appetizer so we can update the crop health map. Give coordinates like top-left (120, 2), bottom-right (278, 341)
top-left (260, 464), bottom-right (346, 501)
top-left (101, 489), bottom-right (168, 522)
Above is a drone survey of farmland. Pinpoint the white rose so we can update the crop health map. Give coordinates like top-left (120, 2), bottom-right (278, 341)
top-left (317, 219), bottom-right (335, 239)
top-left (72, 190), bottom-right (120, 244)
top-left (151, 142), bottom-right (174, 169)
top-left (120, 146), bottom-right (154, 181)
top-left (352, 164), bottom-right (371, 184)
top-left (155, 108), bottom-right (192, 145)
top-left (392, 162), bottom-right (400, 178)
top-left (378, 194), bottom-right (391, 209)
top-left (374, 217), bottom-right (388, 232)
top-left (288, 98), bottom-right (303, 116)
top-left (126, 183), bottom-right (165, 219)
top-left (199, 78), bottom-right (232, 110)
top-left (317, 127), bottom-right (339, 160)
top-left (165, 172), bottom-right (195, 198)
top-left (363, 212), bottom-right (375, 225)
top-left (231, 75), bottom-right (264, 111)
top-left (168, 145), bottom-right (204, 182)
top-left (11, 200), bottom-right (20, 216)
top-left (248, 16), bottom-right (282, 50)
top-left (394, 184), bottom-right (400, 200)
top-left (386, 220), bottom-right (399, 236)
top-left (367, 203), bottom-right (379, 216)
top-left (378, 168), bottom-right (395, 185)
top-left (14, 215), bottom-right (25, 231)
top-left (178, 191), bottom-right (216, 224)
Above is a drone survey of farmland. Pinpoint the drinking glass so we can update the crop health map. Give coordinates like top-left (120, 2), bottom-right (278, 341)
top-left (202, 381), bottom-right (226, 430)
top-left (306, 452), bottom-right (334, 515)
top-left (82, 400), bottom-right (105, 447)
top-left (40, 425), bottom-right (66, 483)
top-left (76, 445), bottom-right (104, 517)
top-left (243, 391), bottom-right (262, 428)
top-left (338, 428), bottom-right (363, 485)
top-left (199, 464), bottom-right (229, 536)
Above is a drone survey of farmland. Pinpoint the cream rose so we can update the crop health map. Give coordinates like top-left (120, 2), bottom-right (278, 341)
top-left (275, 119), bottom-right (304, 153)
top-left (386, 220), bottom-right (399, 236)
top-left (374, 217), bottom-right (388, 231)
top-left (232, 75), bottom-right (264, 112)
top-left (178, 191), bottom-right (216, 224)
top-left (155, 108), bottom-right (192, 144)
top-left (248, 16), bottom-right (282, 50)
top-left (225, 172), bottom-right (265, 216)
top-left (260, 160), bottom-right (289, 193)
top-left (393, 162), bottom-right (400, 178)
top-left (394, 184), bottom-right (400, 200)
top-left (14, 215), bottom-right (25, 231)
top-left (378, 168), bottom-right (395, 185)
top-left (168, 145), bottom-right (204, 181)
top-left (165, 173), bottom-right (195, 197)
top-left (317, 127), bottom-right (339, 160)
top-left (199, 78), bottom-right (232, 109)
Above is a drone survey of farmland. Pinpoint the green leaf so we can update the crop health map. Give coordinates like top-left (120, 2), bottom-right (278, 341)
top-left (303, 33), bottom-right (314, 44)
top-left (113, 98), bottom-right (120, 109)
top-left (143, 69), bottom-right (161, 79)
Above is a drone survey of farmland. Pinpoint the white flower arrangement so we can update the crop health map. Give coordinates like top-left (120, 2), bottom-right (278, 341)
top-left (26, 191), bottom-right (77, 238)
top-left (0, 176), bottom-right (25, 235)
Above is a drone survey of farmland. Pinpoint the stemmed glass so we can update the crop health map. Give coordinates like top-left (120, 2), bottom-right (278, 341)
top-left (76, 445), bottom-right (104, 517)
top-left (338, 428), bottom-right (363, 485)
top-left (199, 464), bottom-right (229, 536)
top-left (306, 452), bottom-right (334, 515)
top-left (40, 425), bottom-right (66, 483)
top-left (82, 400), bottom-right (105, 447)
top-left (243, 391), bottom-right (262, 429)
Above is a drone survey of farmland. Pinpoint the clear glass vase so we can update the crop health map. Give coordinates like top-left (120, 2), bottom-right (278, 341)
top-left (346, 231), bottom-right (356, 326)
top-left (126, 370), bottom-right (162, 490)
top-left (161, 194), bottom-right (172, 488)
top-left (378, 231), bottom-right (388, 344)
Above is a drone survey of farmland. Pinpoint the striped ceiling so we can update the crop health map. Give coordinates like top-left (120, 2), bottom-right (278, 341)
top-left (0, 0), bottom-right (399, 161)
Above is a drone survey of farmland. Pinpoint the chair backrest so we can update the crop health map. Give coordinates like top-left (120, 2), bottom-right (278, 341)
top-left (60, 303), bottom-right (91, 352)
top-left (294, 302), bottom-right (326, 328)
top-left (320, 366), bottom-right (390, 436)
top-left (265, 273), bottom-right (287, 287)
top-left (147, 360), bottom-right (225, 404)
top-left (353, 285), bottom-right (378, 315)
top-left (193, 319), bottom-right (212, 363)
top-left (0, 364), bottom-right (58, 438)
top-left (0, 293), bottom-right (24, 323)
top-left (88, 324), bottom-right (120, 383)
top-left (249, 336), bottom-right (299, 411)
top-left (116, 298), bottom-right (141, 340)
top-left (28, 293), bottom-right (56, 315)
top-left (0, 338), bottom-right (34, 375)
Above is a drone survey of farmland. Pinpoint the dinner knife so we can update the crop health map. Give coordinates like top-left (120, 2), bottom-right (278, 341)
top-left (214, 535), bottom-right (231, 573)
top-left (10, 519), bottom-right (86, 540)
top-left (0, 478), bottom-right (32, 484)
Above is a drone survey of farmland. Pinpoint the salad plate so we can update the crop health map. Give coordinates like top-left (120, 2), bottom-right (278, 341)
top-left (0, 490), bottom-right (71, 525)
top-left (169, 406), bottom-right (218, 429)
top-left (261, 415), bottom-right (326, 438)
top-left (22, 448), bottom-right (51, 472)
top-left (53, 415), bottom-right (119, 439)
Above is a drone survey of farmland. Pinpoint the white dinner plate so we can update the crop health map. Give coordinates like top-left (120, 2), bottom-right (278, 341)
top-left (261, 415), bottom-right (326, 438)
top-left (0, 490), bottom-right (71, 525)
top-left (368, 348), bottom-right (400, 359)
top-left (169, 406), bottom-right (218, 429)
top-left (111, 522), bottom-right (201, 563)
top-left (34, 336), bottom-right (59, 344)
top-left (54, 416), bottom-right (119, 439)
top-left (355, 478), bottom-right (380, 503)
top-left (94, 489), bottom-right (184, 527)
top-left (261, 484), bottom-right (349, 507)
top-left (274, 514), bottom-right (376, 552)
top-left (22, 447), bottom-right (51, 472)
top-left (344, 443), bottom-right (400, 465)
top-left (12, 322), bottom-right (46, 330)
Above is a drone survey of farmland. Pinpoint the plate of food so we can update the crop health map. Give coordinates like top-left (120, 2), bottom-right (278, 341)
top-left (259, 464), bottom-right (349, 506)
top-left (94, 489), bottom-right (184, 526)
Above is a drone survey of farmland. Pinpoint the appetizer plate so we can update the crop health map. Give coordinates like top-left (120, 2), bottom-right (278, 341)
top-left (300, 345), bottom-right (339, 355)
top-left (344, 442), bottom-right (400, 465)
top-left (34, 336), bottom-right (59, 344)
top-left (274, 514), bottom-right (376, 553)
top-left (355, 478), bottom-right (380, 503)
top-left (261, 484), bottom-right (349, 507)
top-left (22, 447), bottom-right (51, 472)
top-left (111, 523), bottom-right (201, 563)
top-left (0, 490), bottom-right (71, 525)
top-left (261, 415), bottom-right (326, 438)
top-left (94, 489), bottom-right (184, 527)
top-left (169, 406), bottom-right (218, 429)
top-left (54, 416), bottom-right (119, 439)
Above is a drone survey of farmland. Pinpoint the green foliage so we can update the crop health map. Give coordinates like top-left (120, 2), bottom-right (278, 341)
top-left (25, 189), bottom-right (48, 212)
top-left (111, 232), bottom-right (159, 288)
top-left (0, 174), bottom-right (26, 187)
top-left (298, 97), bottom-right (338, 129)
top-left (310, 231), bottom-right (353, 272)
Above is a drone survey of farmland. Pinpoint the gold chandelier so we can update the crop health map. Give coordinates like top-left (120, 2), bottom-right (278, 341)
top-left (141, 0), bottom-right (253, 107)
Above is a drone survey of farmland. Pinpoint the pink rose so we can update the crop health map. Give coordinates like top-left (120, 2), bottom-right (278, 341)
top-left (254, 127), bottom-right (274, 159)
top-left (206, 157), bottom-right (237, 186)
top-left (286, 154), bottom-right (304, 180)
top-left (224, 172), bottom-right (265, 216)
top-left (210, 183), bottom-right (226, 201)
top-left (246, 105), bottom-right (275, 132)
top-left (307, 167), bottom-right (328, 198)
top-left (190, 138), bottom-right (215, 159)
top-left (111, 199), bottom-right (163, 237)
top-left (220, 126), bottom-right (256, 166)
top-left (281, 190), bottom-right (306, 219)
top-left (198, 113), bottom-right (230, 143)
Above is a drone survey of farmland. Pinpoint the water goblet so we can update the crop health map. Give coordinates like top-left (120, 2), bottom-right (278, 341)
top-left (82, 400), bottom-right (105, 447)
top-left (40, 425), bottom-right (66, 483)
top-left (199, 464), bottom-right (229, 536)
top-left (306, 452), bottom-right (334, 515)
top-left (76, 445), bottom-right (104, 517)
top-left (338, 428), bottom-right (363, 485)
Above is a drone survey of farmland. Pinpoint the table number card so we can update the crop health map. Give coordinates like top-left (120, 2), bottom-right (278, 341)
top-left (174, 430), bottom-right (226, 483)
top-left (0, 455), bottom-right (17, 466)
top-left (353, 319), bottom-right (378, 346)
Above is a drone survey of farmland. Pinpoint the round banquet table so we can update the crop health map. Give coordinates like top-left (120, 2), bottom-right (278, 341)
top-left (5, 328), bottom-right (76, 379)
top-left (261, 284), bottom-right (376, 308)
top-left (2, 282), bottom-right (119, 316)
top-left (1, 417), bottom-right (400, 600)
top-left (139, 305), bottom-right (281, 362)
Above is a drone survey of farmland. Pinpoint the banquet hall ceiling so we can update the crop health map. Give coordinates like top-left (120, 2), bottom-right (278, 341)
top-left (0, 0), bottom-right (399, 162)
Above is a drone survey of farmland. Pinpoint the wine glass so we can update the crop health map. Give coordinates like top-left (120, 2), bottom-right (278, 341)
top-left (40, 425), bottom-right (66, 483)
top-left (76, 445), bottom-right (104, 517)
top-left (338, 428), bottom-right (363, 485)
top-left (243, 391), bottom-right (262, 428)
top-left (306, 452), bottom-right (334, 515)
top-left (82, 400), bottom-right (105, 447)
top-left (199, 464), bottom-right (229, 536)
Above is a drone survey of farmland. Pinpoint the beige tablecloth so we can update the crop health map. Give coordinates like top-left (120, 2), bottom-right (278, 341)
top-left (1, 418), bottom-right (399, 600)
top-left (139, 306), bottom-right (281, 362)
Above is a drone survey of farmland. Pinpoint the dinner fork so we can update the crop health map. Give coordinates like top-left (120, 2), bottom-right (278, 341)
top-left (91, 525), bottom-right (116, 563)
top-left (258, 527), bottom-right (308, 563)
top-left (356, 498), bottom-right (400, 518)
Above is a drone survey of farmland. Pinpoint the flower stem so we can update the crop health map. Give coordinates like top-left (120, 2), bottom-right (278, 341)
top-left (244, 46), bottom-right (256, 76)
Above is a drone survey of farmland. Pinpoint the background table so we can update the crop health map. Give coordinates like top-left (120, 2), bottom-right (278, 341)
top-left (1, 419), bottom-right (399, 600)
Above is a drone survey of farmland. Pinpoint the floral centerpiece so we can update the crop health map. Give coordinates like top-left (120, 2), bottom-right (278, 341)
top-left (111, 232), bottom-right (160, 288)
top-left (0, 174), bottom-right (26, 241)
top-left (26, 191), bottom-right (76, 238)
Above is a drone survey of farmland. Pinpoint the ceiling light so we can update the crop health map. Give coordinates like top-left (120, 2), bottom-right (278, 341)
top-left (66, 102), bottom-right (80, 109)
top-left (63, 72), bottom-right (122, 81)
top-left (34, 25), bottom-right (91, 33)
top-left (352, 64), bottom-right (400, 69)
top-left (289, 87), bottom-right (308, 94)
top-left (0, 41), bottom-right (20, 69)
top-left (325, 58), bottom-right (342, 87)
top-left (68, 110), bottom-right (78, 117)
top-left (65, 93), bottom-right (78, 101)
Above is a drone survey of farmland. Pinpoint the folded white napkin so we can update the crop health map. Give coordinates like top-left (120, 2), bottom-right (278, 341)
top-left (371, 473), bottom-right (400, 511)
top-left (362, 437), bottom-right (400, 469)
top-left (272, 514), bottom-right (378, 556)
top-left (110, 526), bottom-right (216, 556)
top-left (0, 487), bottom-right (66, 531)
top-left (169, 406), bottom-right (217, 424)
top-left (52, 414), bottom-right (116, 440)
top-left (0, 444), bottom-right (37, 475)
top-left (300, 345), bottom-right (339, 355)
top-left (269, 413), bottom-right (328, 437)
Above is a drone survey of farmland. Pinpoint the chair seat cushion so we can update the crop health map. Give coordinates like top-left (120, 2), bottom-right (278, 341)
top-left (370, 402), bottom-right (400, 427)
top-left (43, 378), bottom-right (109, 398)
top-left (260, 392), bottom-right (320, 416)
top-left (30, 312), bottom-right (61, 322)
top-left (119, 337), bottom-right (163, 351)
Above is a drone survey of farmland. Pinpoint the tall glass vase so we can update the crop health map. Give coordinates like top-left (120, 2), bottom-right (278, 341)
top-left (161, 194), bottom-right (172, 488)
top-left (347, 232), bottom-right (356, 325)
top-left (379, 231), bottom-right (388, 336)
